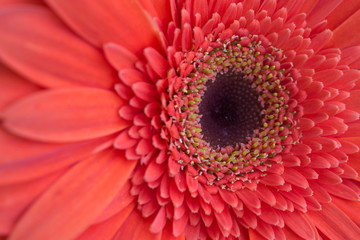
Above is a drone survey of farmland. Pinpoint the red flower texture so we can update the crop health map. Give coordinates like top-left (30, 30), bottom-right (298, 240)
top-left (1, 0), bottom-right (360, 239)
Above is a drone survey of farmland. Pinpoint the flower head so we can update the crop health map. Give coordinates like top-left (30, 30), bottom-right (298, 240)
top-left (0, 0), bottom-right (360, 240)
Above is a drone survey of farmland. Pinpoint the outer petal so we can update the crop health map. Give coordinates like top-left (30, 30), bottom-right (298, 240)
top-left (306, 0), bottom-right (342, 27)
top-left (0, 169), bottom-right (64, 234)
top-left (308, 203), bottom-right (360, 240)
top-left (332, 196), bottom-right (360, 226)
top-left (1, 87), bottom-right (128, 142)
top-left (0, 0), bottom-right (44, 6)
top-left (0, 5), bottom-right (117, 89)
top-left (9, 150), bottom-right (137, 240)
top-left (46, 0), bottom-right (163, 56)
top-left (138, 0), bottom-right (172, 25)
top-left (331, 9), bottom-right (360, 48)
top-left (76, 202), bottom-right (136, 240)
top-left (114, 209), bottom-right (161, 240)
top-left (326, 0), bottom-right (360, 30)
top-left (0, 129), bottom-right (114, 184)
top-left (104, 43), bottom-right (138, 71)
top-left (0, 63), bottom-right (40, 113)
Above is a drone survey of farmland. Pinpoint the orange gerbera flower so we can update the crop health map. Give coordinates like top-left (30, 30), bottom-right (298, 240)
top-left (1, 0), bottom-right (360, 240)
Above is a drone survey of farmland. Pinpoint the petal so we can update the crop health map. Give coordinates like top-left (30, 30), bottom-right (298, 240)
top-left (0, 170), bottom-right (63, 234)
top-left (248, 228), bottom-right (267, 240)
top-left (0, 130), bottom-right (114, 184)
top-left (144, 47), bottom-right (169, 78)
top-left (132, 82), bottom-right (159, 102)
top-left (113, 209), bottom-right (161, 240)
top-left (308, 203), bottom-right (360, 240)
top-left (326, 0), bottom-right (360, 30)
top-left (282, 211), bottom-right (316, 240)
top-left (138, 0), bottom-right (172, 25)
top-left (0, 6), bottom-right (117, 89)
top-left (94, 182), bottom-right (134, 224)
top-left (104, 43), bottom-right (138, 71)
top-left (331, 196), bottom-right (360, 226)
top-left (344, 90), bottom-right (360, 112)
top-left (0, 0), bottom-right (44, 6)
top-left (76, 202), bottom-right (135, 240)
top-left (331, 9), bottom-right (360, 48)
top-left (2, 87), bottom-right (128, 142)
top-left (282, 168), bottom-right (309, 189)
top-left (9, 150), bottom-right (137, 240)
top-left (0, 128), bottom-right (60, 164)
top-left (46, 0), bottom-right (162, 56)
top-left (306, 0), bottom-right (342, 27)
top-left (150, 207), bottom-right (166, 233)
top-left (0, 63), bottom-right (40, 113)
top-left (161, 224), bottom-right (185, 240)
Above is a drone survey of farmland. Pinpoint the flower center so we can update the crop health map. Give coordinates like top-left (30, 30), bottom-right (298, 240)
top-left (199, 71), bottom-right (262, 148)
top-left (167, 34), bottom-right (299, 189)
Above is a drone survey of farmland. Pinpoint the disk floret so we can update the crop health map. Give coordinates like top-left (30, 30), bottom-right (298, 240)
top-left (168, 35), bottom-right (299, 190)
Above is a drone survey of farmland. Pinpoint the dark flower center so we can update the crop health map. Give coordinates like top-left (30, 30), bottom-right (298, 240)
top-left (167, 34), bottom-right (298, 188)
top-left (199, 71), bottom-right (262, 148)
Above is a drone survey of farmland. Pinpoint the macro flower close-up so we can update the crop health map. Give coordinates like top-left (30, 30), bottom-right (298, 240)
top-left (1, 0), bottom-right (360, 239)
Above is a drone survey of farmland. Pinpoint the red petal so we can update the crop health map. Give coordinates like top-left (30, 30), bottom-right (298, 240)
top-left (332, 196), bottom-right (360, 226)
top-left (326, 0), bottom-right (360, 30)
top-left (260, 173), bottom-right (285, 186)
top-left (0, 0), bottom-right (44, 6)
top-left (306, 0), bottom-right (342, 27)
top-left (138, 0), bottom-right (172, 25)
top-left (114, 209), bottom-right (161, 240)
top-left (0, 170), bottom-right (63, 234)
top-left (0, 64), bottom-right (40, 113)
top-left (161, 224), bottom-right (185, 240)
top-left (291, 143), bottom-right (312, 155)
top-left (248, 228), bottom-right (266, 240)
top-left (282, 227), bottom-right (310, 240)
top-left (332, 9), bottom-right (360, 48)
top-left (76, 202), bottom-right (135, 240)
top-left (309, 30), bottom-right (333, 53)
top-left (236, 189), bottom-right (261, 209)
top-left (132, 82), bottom-right (159, 102)
top-left (255, 218), bottom-right (275, 240)
top-left (312, 69), bottom-right (343, 86)
top-left (214, 207), bottom-right (233, 232)
top-left (282, 168), bottom-right (309, 188)
top-left (0, 131), bottom-right (113, 184)
top-left (258, 204), bottom-right (280, 226)
top-left (114, 129), bottom-right (138, 150)
top-left (256, 185), bottom-right (276, 206)
top-left (10, 150), bottom-right (136, 240)
top-left (344, 90), bottom-right (360, 112)
top-left (301, 99), bottom-right (324, 115)
top-left (169, 179), bottom-right (185, 208)
top-left (2, 88), bottom-right (128, 142)
top-left (144, 47), bottom-right (169, 78)
top-left (324, 183), bottom-right (360, 201)
top-left (219, 189), bottom-right (238, 208)
top-left (46, 0), bottom-right (162, 56)
top-left (310, 182), bottom-right (332, 203)
top-left (0, 6), bottom-right (116, 89)
top-left (340, 46), bottom-right (360, 66)
top-left (282, 211), bottom-right (316, 239)
top-left (150, 207), bottom-right (166, 233)
top-left (119, 69), bottom-right (149, 86)
top-left (173, 212), bottom-right (188, 237)
top-left (308, 203), bottom-right (360, 240)
top-left (104, 43), bottom-right (138, 71)
top-left (144, 161), bottom-right (166, 182)
top-left (93, 182), bottom-right (134, 224)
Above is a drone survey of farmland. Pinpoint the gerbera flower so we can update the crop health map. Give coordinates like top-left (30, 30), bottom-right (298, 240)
top-left (1, 0), bottom-right (360, 239)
